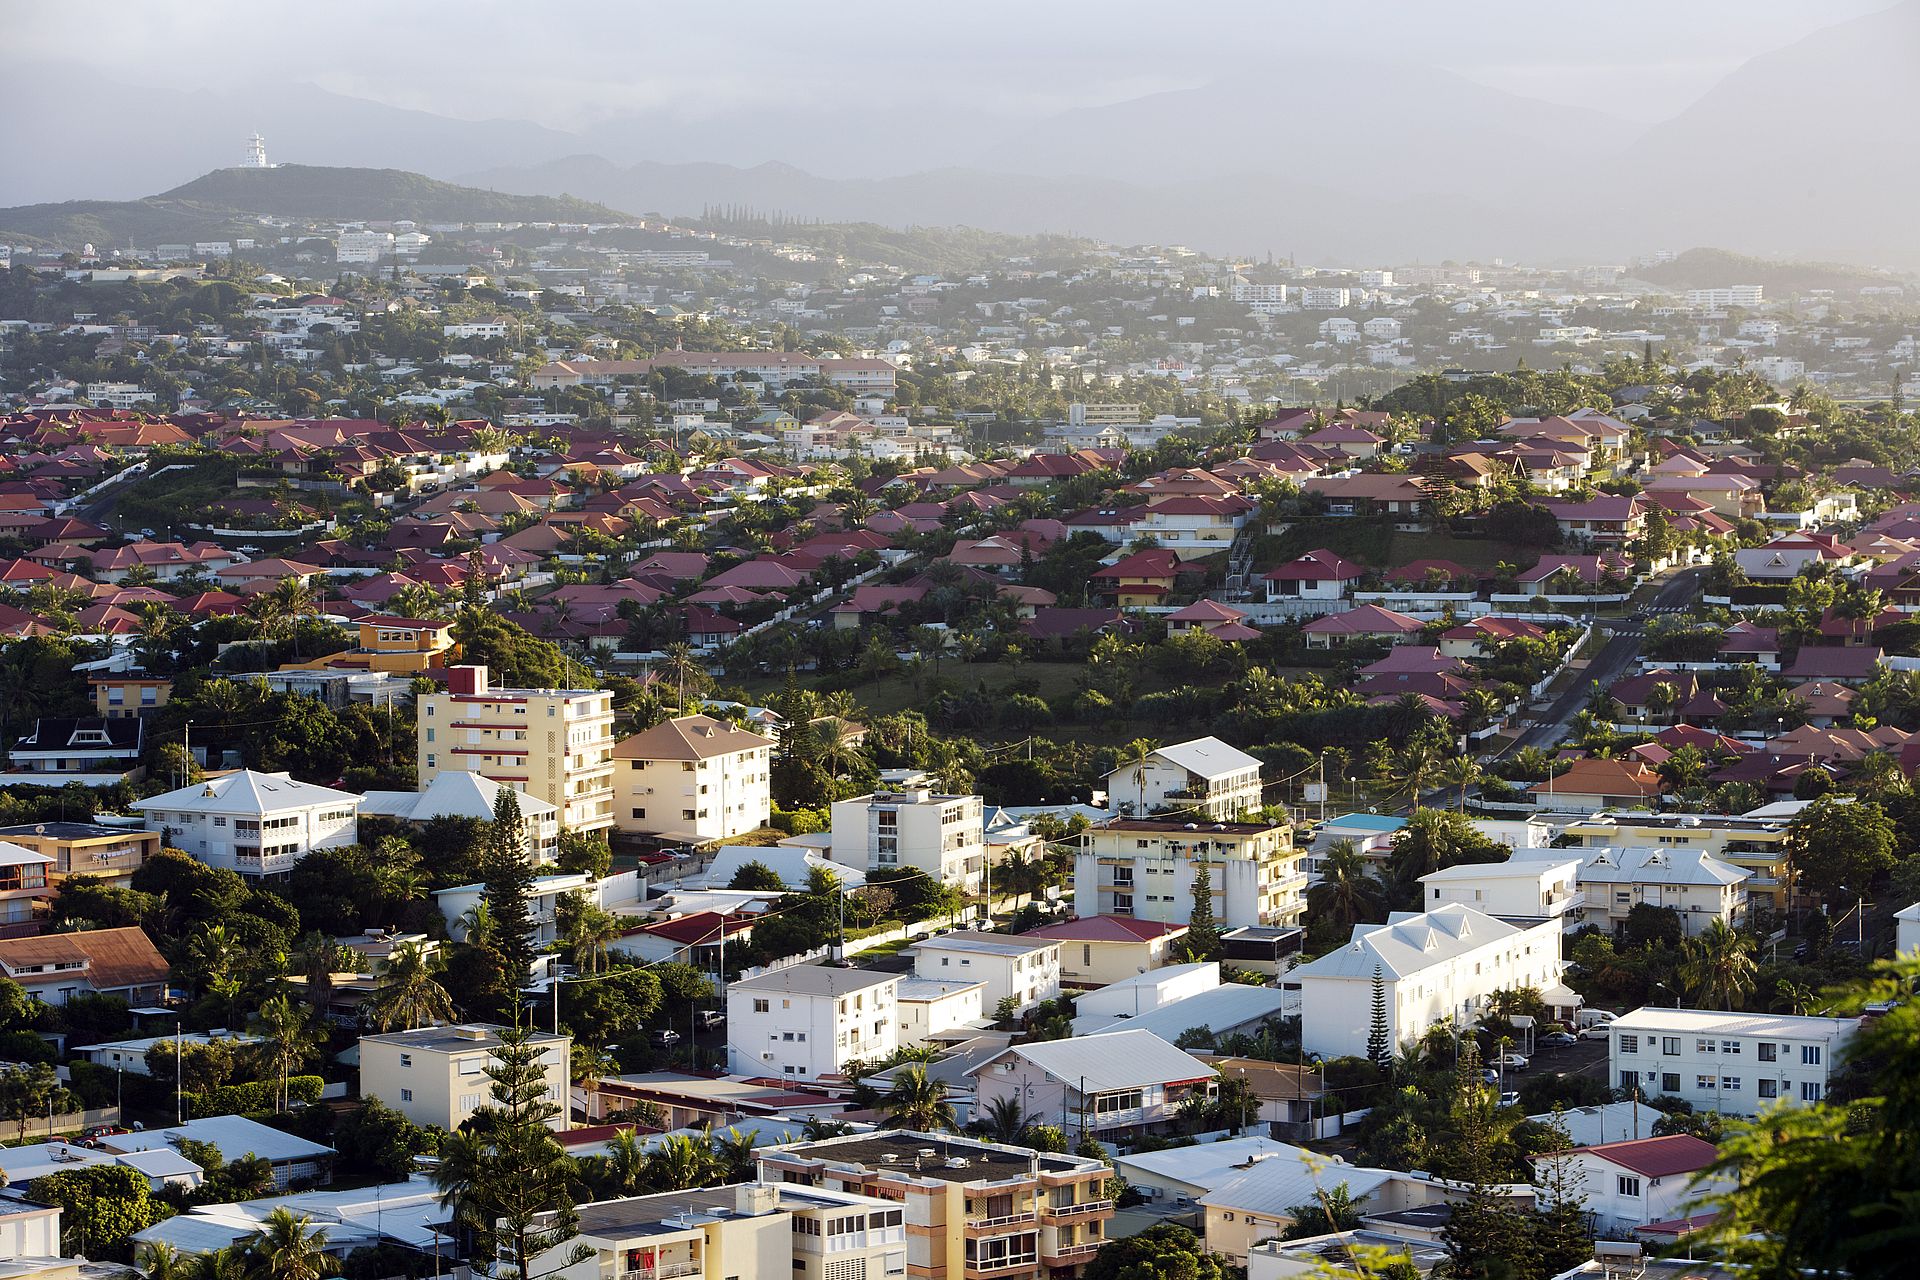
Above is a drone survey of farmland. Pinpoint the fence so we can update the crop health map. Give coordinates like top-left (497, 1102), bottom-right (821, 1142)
top-left (5, 1105), bottom-right (123, 1141)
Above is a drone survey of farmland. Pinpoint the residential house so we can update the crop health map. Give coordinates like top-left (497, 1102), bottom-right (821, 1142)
top-left (612, 714), bottom-right (775, 843)
top-left (910, 932), bottom-right (1062, 1015)
top-left (7, 717), bottom-right (144, 786)
top-left (1263, 549), bottom-right (1363, 602)
top-left (1019, 916), bottom-right (1187, 989)
top-left (1103, 736), bottom-right (1263, 820)
top-left (132, 769), bottom-right (360, 877)
top-left (726, 964), bottom-right (900, 1080)
top-left (1530, 758), bottom-right (1663, 814)
top-left (90, 674), bottom-right (172, 719)
top-left (966, 1028), bottom-right (1216, 1144)
top-left (359, 1023), bottom-right (570, 1132)
top-left (1533, 1136), bottom-right (1724, 1234)
top-left (0, 925), bottom-right (169, 1005)
top-left (1075, 819), bottom-right (1305, 929)
top-left (357, 770), bottom-right (560, 864)
top-left (0, 820), bottom-right (158, 890)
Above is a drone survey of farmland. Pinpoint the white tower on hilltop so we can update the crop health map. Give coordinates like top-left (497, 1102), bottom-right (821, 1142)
top-left (245, 133), bottom-right (269, 168)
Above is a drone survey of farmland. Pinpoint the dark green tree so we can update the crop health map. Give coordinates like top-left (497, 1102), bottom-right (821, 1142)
top-left (1082, 1223), bottom-right (1229, 1280)
top-left (1367, 968), bottom-right (1391, 1068)
top-left (1184, 858), bottom-right (1221, 962)
top-left (480, 789), bottom-right (536, 978)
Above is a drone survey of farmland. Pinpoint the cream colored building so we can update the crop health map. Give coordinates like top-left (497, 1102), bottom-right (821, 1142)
top-left (358, 1023), bottom-right (570, 1132)
top-left (417, 665), bottom-right (615, 833)
top-left (612, 714), bottom-right (774, 842)
top-left (1555, 808), bottom-right (1793, 921)
top-left (539, 1182), bottom-right (906, 1280)
top-left (760, 1129), bottom-right (1117, 1278)
top-left (1075, 819), bottom-right (1305, 929)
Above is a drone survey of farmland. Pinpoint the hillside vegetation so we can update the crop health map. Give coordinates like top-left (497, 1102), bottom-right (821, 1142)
top-left (0, 164), bottom-right (635, 249)
top-left (1631, 247), bottom-right (1903, 295)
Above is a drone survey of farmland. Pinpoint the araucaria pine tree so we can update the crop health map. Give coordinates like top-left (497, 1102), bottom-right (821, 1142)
top-left (1366, 967), bottom-right (1391, 1068)
top-left (1185, 858), bottom-right (1221, 961)
top-left (1530, 1109), bottom-right (1594, 1277)
top-left (481, 789), bottom-right (537, 979)
top-left (1440, 1040), bottom-right (1531, 1280)
top-left (432, 1021), bottom-right (589, 1280)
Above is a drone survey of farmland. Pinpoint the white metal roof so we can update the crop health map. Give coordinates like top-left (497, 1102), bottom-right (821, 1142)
top-left (1607, 1007), bottom-right (1857, 1041)
top-left (1199, 1155), bottom-right (1397, 1217)
top-left (1289, 904), bottom-right (1522, 981)
top-left (359, 770), bottom-right (557, 823)
top-left (131, 769), bottom-right (360, 817)
top-left (1141, 736), bottom-right (1262, 781)
top-left (102, 1114), bottom-right (335, 1164)
top-left (968, 1028), bottom-right (1215, 1093)
top-left (1116, 1135), bottom-right (1300, 1190)
top-left (1077, 984), bottom-right (1294, 1040)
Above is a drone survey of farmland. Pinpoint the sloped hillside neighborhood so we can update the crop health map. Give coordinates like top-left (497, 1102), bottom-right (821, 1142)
top-left (0, 223), bottom-right (1916, 1280)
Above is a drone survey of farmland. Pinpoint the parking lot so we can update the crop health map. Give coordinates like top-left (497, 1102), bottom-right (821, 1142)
top-left (1515, 1030), bottom-right (1611, 1088)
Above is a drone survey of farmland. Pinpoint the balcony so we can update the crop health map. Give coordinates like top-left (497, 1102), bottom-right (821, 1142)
top-left (1041, 1201), bottom-right (1112, 1223)
top-left (966, 1211), bottom-right (1039, 1232)
top-left (619, 1264), bottom-right (700, 1280)
top-left (963, 1257), bottom-right (1039, 1277)
top-left (1043, 1242), bottom-right (1101, 1262)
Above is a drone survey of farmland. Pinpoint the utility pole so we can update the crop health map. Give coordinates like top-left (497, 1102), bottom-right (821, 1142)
top-left (174, 1018), bottom-right (184, 1125)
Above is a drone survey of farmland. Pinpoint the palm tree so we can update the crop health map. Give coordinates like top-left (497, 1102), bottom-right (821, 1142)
top-left (572, 1042), bottom-right (616, 1120)
top-left (248, 1208), bottom-right (339, 1280)
top-left (812, 717), bottom-right (861, 782)
top-left (645, 1133), bottom-right (718, 1191)
top-left (708, 1126), bottom-right (758, 1182)
top-left (250, 994), bottom-right (320, 1112)
top-left (981, 1095), bottom-right (1027, 1143)
top-left (883, 1066), bottom-right (957, 1131)
top-left (1679, 919), bottom-right (1758, 1011)
top-left (136, 1241), bottom-right (192, 1280)
top-left (288, 931), bottom-right (352, 1016)
top-left (1657, 744), bottom-right (1710, 793)
top-left (365, 941), bottom-right (456, 1032)
top-left (1305, 840), bottom-right (1386, 931)
top-left (1439, 755), bottom-right (1481, 812)
top-left (558, 893), bottom-right (622, 977)
top-left (1770, 980), bottom-right (1820, 1016)
top-left (1394, 742), bottom-right (1441, 803)
top-left (594, 1129), bottom-right (650, 1197)
top-left (1119, 738), bottom-right (1158, 817)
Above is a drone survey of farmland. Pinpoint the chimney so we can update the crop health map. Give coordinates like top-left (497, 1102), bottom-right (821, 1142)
top-left (447, 665), bottom-right (488, 696)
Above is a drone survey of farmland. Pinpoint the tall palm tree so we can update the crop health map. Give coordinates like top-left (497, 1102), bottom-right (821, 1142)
top-left (250, 994), bottom-right (320, 1113)
top-left (812, 718), bottom-right (861, 782)
top-left (1679, 919), bottom-right (1758, 1011)
top-left (645, 1133), bottom-right (718, 1191)
top-left (365, 941), bottom-right (456, 1032)
top-left (708, 1126), bottom-right (758, 1182)
top-left (1439, 755), bottom-right (1481, 812)
top-left (247, 1208), bottom-right (338, 1280)
top-left (1119, 738), bottom-right (1158, 817)
top-left (594, 1128), bottom-right (650, 1198)
top-left (1305, 840), bottom-right (1386, 931)
top-left (883, 1066), bottom-right (957, 1132)
top-left (558, 893), bottom-right (622, 977)
top-left (1394, 742), bottom-right (1441, 803)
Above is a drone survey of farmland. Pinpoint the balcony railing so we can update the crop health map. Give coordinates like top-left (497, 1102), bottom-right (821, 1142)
top-left (1041, 1200), bottom-right (1112, 1222)
top-left (620, 1263), bottom-right (701, 1280)
top-left (966, 1211), bottom-right (1038, 1231)
top-left (1044, 1242), bottom-right (1101, 1262)
top-left (964, 1256), bottom-right (1038, 1276)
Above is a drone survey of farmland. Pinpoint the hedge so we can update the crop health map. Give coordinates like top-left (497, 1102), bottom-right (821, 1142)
top-left (185, 1075), bottom-right (324, 1117)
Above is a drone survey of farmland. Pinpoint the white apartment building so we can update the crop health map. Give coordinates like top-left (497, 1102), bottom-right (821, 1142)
top-left (727, 964), bottom-right (899, 1079)
top-left (1231, 283), bottom-right (1288, 304)
top-left (417, 665), bottom-right (615, 833)
top-left (443, 320), bottom-right (508, 340)
top-left (541, 1182), bottom-right (908, 1280)
top-left (336, 230), bottom-right (395, 263)
top-left (1419, 858), bottom-right (1585, 926)
top-left (1533, 1135), bottom-right (1725, 1235)
top-left (1897, 901), bottom-right (1920, 954)
top-left (1298, 287), bottom-right (1351, 309)
top-left (830, 779), bottom-right (984, 892)
top-left (359, 769), bottom-right (560, 864)
top-left (1523, 845), bottom-right (1750, 937)
top-left (85, 381), bottom-right (158, 409)
top-left (1076, 819), bottom-right (1305, 929)
top-left (131, 769), bottom-right (359, 878)
top-left (1607, 1007), bottom-right (1858, 1117)
top-left (359, 1023), bottom-right (570, 1132)
top-left (894, 977), bottom-right (986, 1048)
top-left (1104, 736), bottom-right (1263, 820)
top-left (909, 931), bottom-right (1062, 1015)
top-left (1684, 285), bottom-right (1763, 308)
top-left (612, 714), bottom-right (774, 843)
top-left (967, 1028), bottom-right (1217, 1145)
top-left (1289, 905), bottom-right (1570, 1059)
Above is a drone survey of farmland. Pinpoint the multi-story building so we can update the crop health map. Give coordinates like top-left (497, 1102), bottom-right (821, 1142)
top-left (279, 614), bottom-right (456, 676)
top-left (830, 779), bottom-right (984, 892)
top-left (0, 926), bottom-right (169, 1006)
top-left (759, 1129), bottom-right (1118, 1278)
top-left (1419, 858), bottom-right (1585, 929)
top-left (1537, 846), bottom-right (1749, 937)
top-left (336, 230), bottom-right (395, 263)
top-left (1103, 736), bottom-right (1263, 820)
top-left (1075, 819), bottom-right (1304, 929)
top-left (131, 769), bottom-right (360, 878)
top-left (0, 841), bottom-right (52, 933)
top-left (1554, 808), bottom-right (1794, 921)
top-left (727, 965), bottom-right (900, 1079)
top-left (967, 1029), bottom-right (1217, 1146)
top-left (417, 664), bottom-right (615, 833)
top-left (0, 820), bottom-right (159, 890)
top-left (360, 770), bottom-right (560, 864)
top-left (540, 1182), bottom-right (907, 1280)
top-left (1019, 916), bottom-right (1187, 989)
top-left (1606, 1007), bottom-right (1858, 1116)
top-left (1289, 904), bottom-right (1571, 1059)
top-left (1683, 285), bottom-right (1763, 308)
top-left (612, 714), bottom-right (774, 843)
top-left (90, 675), bottom-right (172, 719)
top-left (909, 932), bottom-right (1062, 1015)
top-left (358, 1023), bottom-right (570, 1132)
top-left (895, 977), bottom-right (987, 1048)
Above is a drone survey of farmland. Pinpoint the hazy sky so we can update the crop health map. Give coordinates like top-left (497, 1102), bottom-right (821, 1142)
top-left (8, 0), bottom-right (1898, 128)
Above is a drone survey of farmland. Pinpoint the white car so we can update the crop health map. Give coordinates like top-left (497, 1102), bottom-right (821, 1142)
top-left (1495, 1052), bottom-right (1529, 1070)
top-left (1578, 1025), bottom-right (1613, 1041)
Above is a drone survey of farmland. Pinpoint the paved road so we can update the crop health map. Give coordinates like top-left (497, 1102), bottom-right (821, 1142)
top-left (1502, 567), bottom-right (1705, 758)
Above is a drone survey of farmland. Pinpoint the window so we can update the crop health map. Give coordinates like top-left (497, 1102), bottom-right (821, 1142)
top-left (1696, 1039), bottom-right (1716, 1054)
top-left (399, 1088), bottom-right (413, 1102)
top-left (1619, 1034), bottom-right (1639, 1054)
top-left (1758, 1043), bottom-right (1777, 1063)
top-left (1721, 1077), bottom-right (1741, 1091)
top-left (1662, 1037), bottom-right (1681, 1055)
top-left (632, 808), bottom-right (646, 819)
top-left (1617, 1176), bottom-right (1641, 1198)
top-left (399, 1053), bottom-right (413, 1068)
top-left (1721, 1040), bottom-right (1742, 1056)
top-left (1662, 1073), bottom-right (1681, 1093)
top-left (1696, 1074), bottom-right (1716, 1090)
top-left (1758, 1079), bottom-right (1778, 1099)
top-left (1801, 1082), bottom-right (1823, 1102)
top-left (1801, 1045), bottom-right (1822, 1066)
top-left (753, 999), bottom-right (769, 1013)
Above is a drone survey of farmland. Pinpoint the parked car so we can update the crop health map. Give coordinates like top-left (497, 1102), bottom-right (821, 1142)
top-left (697, 1010), bottom-right (726, 1031)
top-left (1538, 1031), bottom-right (1578, 1049)
top-left (1479, 1068), bottom-right (1500, 1087)
top-left (1577, 1009), bottom-right (1618, 1030)
top-left (1578, 1024), bottom-right (1613, 1041)
top-left (649, 1028), bottom-right (683, 1048)
top-left (1499, 1091), bottom-right (1521, 1108)
top-left (1495, 1052), bottom-right (1530, 1070)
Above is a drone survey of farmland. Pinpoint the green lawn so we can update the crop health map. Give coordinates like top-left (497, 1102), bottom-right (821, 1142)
top-left (1255, 522), bottom-right (1531, 572)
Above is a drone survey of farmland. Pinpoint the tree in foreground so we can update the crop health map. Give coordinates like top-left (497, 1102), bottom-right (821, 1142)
top-left (1083, 1223), bottom-right (1229, 1280)
top-left (431, 1022), bottom-right (589, 1280)
top-left (1703, 955), bottom-right (1920, 1279)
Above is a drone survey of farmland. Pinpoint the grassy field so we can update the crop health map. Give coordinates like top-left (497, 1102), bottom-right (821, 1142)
top-left (1256, 521), bottom-right (1531, 572)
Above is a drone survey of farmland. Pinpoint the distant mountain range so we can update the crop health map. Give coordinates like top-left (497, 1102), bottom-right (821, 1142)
top-left (3, 1), bottom-right (1916, 266)
top-left (0, 166), bottom-right (631, 250)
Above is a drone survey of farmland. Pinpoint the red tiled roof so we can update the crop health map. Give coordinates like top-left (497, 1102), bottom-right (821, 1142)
top-left (1562, 1135), bottom-right (1718, 1179)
